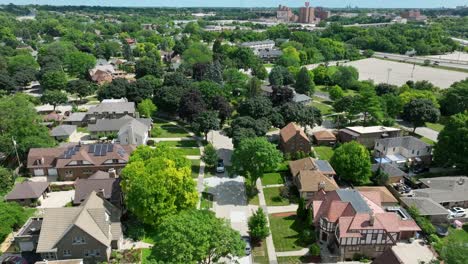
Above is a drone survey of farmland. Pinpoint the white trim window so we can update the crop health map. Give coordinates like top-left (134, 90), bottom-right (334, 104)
top-left (72, 236), bottom-right (85, 245)
top-left (63, 249), bottom-right (71, 256)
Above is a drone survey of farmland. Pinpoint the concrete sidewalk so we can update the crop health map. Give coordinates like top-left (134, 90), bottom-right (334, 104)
top-left (256, 178), bottom-right (278, 264)
top-left (276, 248), bottom-right (309, 257)
top-left (267, 204), bottom-right (298, 214)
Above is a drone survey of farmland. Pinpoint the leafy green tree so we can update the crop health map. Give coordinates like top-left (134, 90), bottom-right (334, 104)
top-left (97, 79), bottom-right (129, 101)
top-left (402, 99), bottom-right (440, 133)
top-left (0, 94), bottom-right (55, 160)
top-left (196, 81), bottom-right (224, 102)
top-left (434, 112), bottom-right (468, 172)
top-left (123, 42), bottom-right (134, 61)
top-left (149, 210), bottom-right (245, 263)
top-left (356, 83), bottom-right (383, 124)
top-left (182, 43), bottom-right (213, 66)
top-left (41, 90), bottom-right (68, 110)
top-left (269, 66), bottom-right (294, 86)
top-left (238, 96), bottom-right (273, 120)
top-left (232, 137), bottom-right (283, 187)
top-left (192, 111), bottom-right (220, 141)
top-left (279, 103), bottom-right (322, 130)
top-left (138, 99), bottom-right (157, 118)
top-left (271, 86), bottom-right (294, 106)
top-left (135, 56), bottom-right (163, 78)
top-left (372, 167), bottom-right (389, 186)
top-left (202, 144), bottom-right (218, 169)
top-left (441, 237), bottom-right (468, 264)
top-left (178, 89), bottom-right (206, 122)
top-left (439, 79), bottom-right (468, 116)
top-left (13, 68), bottom-right (36, 86)
top-left (7, 54), bottom-right (39, 74)
top-left (381, 94), bottom-right (404, 118)
top-left (40, 70), bottom-right (68, 91)
top-left (296, 198), bottom-right (306, 220)
top-left (0, 201), bottom-right (33, 243)
top-left (65, 51), bottom-right (96, 78)
top-left (252, 63), bottom-right (268, 80)
top-left (120, 145), bottom-right (198, 226)
top-left (66, 79), bottom-right (96, 101)
top-left (330, 141), bottom-right (371, 185)
top-left (0, 167), bottom-right (13, 195)
top-left (0, 73), bottom-right (16, 92)
top-left (295, 67), bottom-right (315, 95)
top-left (306, 207), bottom-right (313, 226)
top-left (329, 85), bottom-right (344, 101)
top-left (153, 85), bottom-right (188, 113)
top-left (331, 66), bottom-right (359, 90)
top-left (211, 96), bottom-right (232, 125)
top-left (246, 77), bottom-right (262, 98)
top-left (399, 90), bottom-right (439, 107)
top-left (278, 46), bottom-right (301, 67)
top-left (248, 208), bottom-right (270, 242)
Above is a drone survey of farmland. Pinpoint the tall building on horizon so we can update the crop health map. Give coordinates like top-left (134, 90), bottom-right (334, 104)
top-left (298, 1), bottom-right (315, 24)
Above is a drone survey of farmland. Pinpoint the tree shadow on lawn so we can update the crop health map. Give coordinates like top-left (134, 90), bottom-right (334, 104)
top-left (207, 180), bottom-right (247, 206)
top-left (280, 215), bottom-right (315, 249)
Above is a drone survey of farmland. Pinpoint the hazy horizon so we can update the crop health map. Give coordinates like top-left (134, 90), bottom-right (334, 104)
top-left (1, 0), bottom-right (467, 8)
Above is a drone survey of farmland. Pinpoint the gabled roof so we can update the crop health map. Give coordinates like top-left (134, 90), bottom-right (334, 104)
top-left (356, 186), bottom-right (398, 204)
top-left (313, 130), bottom-right (336, 141)
top-left (414, 176), bottom-right (468, 203)
top-left (289, 157), bottom-right (316, 177)
top-left (375, 136), bottom-right (431, 150)
top-left (50, 125), bottom-right (77, 137)
top-left (400, 197), bottom-right (448, 216)
top-left (64, 112), bottom-right (86, 122)
top-left (74, 177), bottom-right (121, 205)
top-left (88, 115), bottom-right (151, 133)
top-left (5, 182), bottom-right (49, 200)
top-left (36, 191), bottom-right (121, 253)
top-left (280, 122), bottom-right (309, 144)
top-left (88, 102), bottom-right (135, 115)
top-left (296, 170), bottom-right (339, 193)
top-left (293, 93), bottom-right (311, 103)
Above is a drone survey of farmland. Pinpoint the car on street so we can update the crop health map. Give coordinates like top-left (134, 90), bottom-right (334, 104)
top-left (242, 236), bottom-right (252, 255)
top-left (448, 207), bottom-right (466, 218)
top-left (216, 159), bottom-right (225, 173)
top-left (1, 256), bottom-right (28, 264)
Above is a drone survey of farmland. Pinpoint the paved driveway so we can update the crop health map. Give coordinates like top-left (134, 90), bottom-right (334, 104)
top-left (38, 190), bottom-right (75, 208)
top-left (397, 120), bottom-right (439, 142)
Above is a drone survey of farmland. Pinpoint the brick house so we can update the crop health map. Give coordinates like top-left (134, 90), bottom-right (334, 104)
top-left (279, 122), bottom-right (311, 155)
top-left (338, 126), bottom-right (401, 148)
top-left (27, 143), bottom-right (135, 180)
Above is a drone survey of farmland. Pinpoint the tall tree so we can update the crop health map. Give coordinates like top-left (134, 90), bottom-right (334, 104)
top-left (40, 70), bottom-right (67, 91)
top-left (295, 67), bottom-right (315, 95)
top-left (41, 90), bottom-right (68, 110)
top-left (65, 51), bottom-right (96, 78)
top-left (402, 99), bottom-right (440, 133)
top-left (135, 56), bottom-right (163, 78)
top-left (231, 137), bottom-right (283, 187)
top-left (246, 77), bottom-right (262, 98)
top-left (202, 144), bottom-right (218, 169)
top-left (192, 111), bottom-right (220, 141)
top-left (178, 89), bottom-right (206, 122)
top-left (271, 86), bottom-right (294, 106)
top-left (439, 79), bottom-right (468, 116)
top-left (66, 79), bottom-right (95, 101)
top-left (238, 96), bottom-right (273, 120)
top-left (330, 141), bottom-right (371, 185)
top-left (211, 96), bottom-right (232, 125)
top-left (356, 83), bottom-right (383, 125)
top-left (137, 99), bottom-right (157, 118)
top-left (0, 167), bottom-right (13, 195)
top-left (149, 210), bottom-right (245, 263)
top-left (120, 145), bottom-right (198, 226)
top-left (434, 112), bottom-right (468, 172)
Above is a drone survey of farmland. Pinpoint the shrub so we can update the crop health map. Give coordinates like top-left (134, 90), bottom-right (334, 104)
top-left (309, 243), bottom-right (320, 256)
top-left (151, 126), bottom-right (162, 137)
top-left (248, 208), bottom-right (270, 242)
top-left (147, 139), bottom-right (155, 146)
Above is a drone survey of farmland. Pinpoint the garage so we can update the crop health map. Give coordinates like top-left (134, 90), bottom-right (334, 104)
top-left (47, 168), bottom-right (57, 176)
top-left (33, 169), bottom-right (44, 176)
top-left (19, 241), bottom-right (34, 251)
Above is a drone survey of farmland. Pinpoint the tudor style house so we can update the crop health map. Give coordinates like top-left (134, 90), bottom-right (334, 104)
top-left (27, 143), bottom-right (135, 180)
top-left (310, 189), bottom-right (420, 261)
top-left (279, 122), bottom-right (311, 155)
top-left (15, 192), bottom-right (122, 262)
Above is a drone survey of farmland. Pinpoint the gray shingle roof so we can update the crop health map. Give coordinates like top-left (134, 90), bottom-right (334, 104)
top-left (414, 176), bottom-right (468, 203)
top-left (65, 112), bottom-right (86, 122)
top-left (315, 160), bottom-right (336, 174)
top-left (88, 116), bottom-right (150, 133)
top-left (5, 182), bottom-right (49, 200)
top-left (401, 197), bottom-right (448, 216)
top-left (50, 125), bottom-right (77, 137)
top-left (375, 136), bottom-right (431, 150)
top-left (293, 93), bottom-right (311, 103)
top-left (336, 189), bottom-right (371, 213)
top-left (371, 163), bottom-right (408, 178)
top-left (88, 102), bottom-right (135, 115)
top-left (36, 191), bottom-right (121, 253)
top-left (240, 40), bottom-right (275, 47)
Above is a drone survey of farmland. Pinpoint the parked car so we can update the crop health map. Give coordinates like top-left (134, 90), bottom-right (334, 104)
top-left (1, 256), bottom-right (28, 264)
top-left (216, 159), bottom-right (225, 173)
top-left (242, 236), bottom-right (252, 255)
top-left (413, 167), bottom-right (429, 174)
top-left (448, 207), bottom-right (466, 218)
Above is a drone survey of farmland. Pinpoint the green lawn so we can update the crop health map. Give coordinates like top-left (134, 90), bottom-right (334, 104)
top-left (310, 102), bottom-right (333, 115)
top-left (263, 187), bottom-right (290, 206)
top-left (262, 173), bottom-right (285, 186)
top-left (252, 241), bottom-right (269, 264)
top-left (269, 214), bottom-right (312, 252)
top-left (420, 137), bottom-right (436, 145)
top-left (156, 140), bottom-right (198, 148)
top-left (191, 159), bottom-right (201, 178)
top-left (152, 124), bottom-right (191, 138)
top-left (15, 176), bottom-right (28, 183)
top-left (314, 146), bottom-right (334, 161)
top-left (77, 127), bottom-right (89, 133)
top-left (173, 148), bottom-right (201, 156)
top-left (277, 256), bottom-right (304, 264)
top-left (425, 122), bottom-right (445, 132)
top-left (434, 226), bottom-right (468, 257)
top-left (200, 192), bottom-right (213, 209)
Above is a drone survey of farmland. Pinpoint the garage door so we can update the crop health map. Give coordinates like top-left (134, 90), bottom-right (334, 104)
top-left (33, 169), bottom-right (45, 176)
top-left (48, 168), bottom-right (58, 176)
top-left (19, 241), bottom-right (34, 251)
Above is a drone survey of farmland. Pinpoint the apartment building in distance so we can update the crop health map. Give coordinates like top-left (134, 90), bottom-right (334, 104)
top-left (277, 5), bottom-right (296, 23)
top-left (299, 2), bottom-right (315, 24)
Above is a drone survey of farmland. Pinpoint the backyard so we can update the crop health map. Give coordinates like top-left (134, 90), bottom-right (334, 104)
top-left (314, 146), bottom-right (334, 161)
top-left (269, 213), bottom-right (313, 252)
top-left (262, 172), bottom-right (285, 186)
top-left (263, 187), bottom-right (290, 206)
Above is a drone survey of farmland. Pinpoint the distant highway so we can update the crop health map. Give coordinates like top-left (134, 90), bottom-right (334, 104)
top-left (373, 52), bottom-right (468, 71)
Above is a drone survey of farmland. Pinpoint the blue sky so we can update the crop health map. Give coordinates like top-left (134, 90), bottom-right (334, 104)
top-left (1, 0), bottom-right (466, 8)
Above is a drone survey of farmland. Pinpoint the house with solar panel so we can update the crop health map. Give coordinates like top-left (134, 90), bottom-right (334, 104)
top-left (27, 143), bottom-right (135, 180)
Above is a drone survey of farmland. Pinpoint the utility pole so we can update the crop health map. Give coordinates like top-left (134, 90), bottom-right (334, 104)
top-left (12, 137), bottom-right (21, 178)
top-left (386, 68), bottom-right (392, 84)
top-left (411, 63), bottom-right (416, 78)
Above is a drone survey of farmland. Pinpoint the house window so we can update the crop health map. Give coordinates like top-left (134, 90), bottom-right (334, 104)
top-left (417, 151), bottom-right (420, 155)
top-left (360, 235), bottom-right (366, 241)
top-left (393, 147), bottom-right (396, 151)
top-left (348, 246), bottom-right (360, 252)
top-left (65, 170), bottom-right (73, 177)
top-left (412, 150), bottom-right (415, 154)
top-left (63, 249), bottom-right (71, 256)
top-left (72, 236), bottom-right (85, 244)
top-left (84, 250), bottom-right (90, 257)
top-left (372, 234), bottom-right (378, 240)
top-left (94, 249), bottom-right (101, 257)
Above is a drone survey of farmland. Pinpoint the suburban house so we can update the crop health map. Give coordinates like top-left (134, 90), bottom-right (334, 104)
top-left (374, 136), bottom-right (432, 168)
top-left (15, 192), bottom-right (122, 262)
top-left (371, 163), bottom-right (408, 184)
top-left (27, 143), bottom-right (135, 180)
top-left (310, 189), bottom-right (420, 261)
top-left (87, 115), bottom-right (151, 145)
top-left (63, 113), bottom-right (87, 127)
top-left (74, 170), bottom-right (123, 208)
top-left (279, 122), bottom-right (311, 155)
top-left (14, 217), bottom-right (43, 252)
top-left (36, 260), bottom-right (84, 264)
top-left (373, 242), bottom-right (437, 264)
top-left (5, 182), bottom-right (49, 206)
top-left (258, 49), bottom-right (282, 62)
top-left (413, 176), bottom-right (468, 209)
top-left (240, 40), bottom-right (275, 53)
top-left (289, 157), bottom-right (338, 198)
top-left (51, 125), bottom-right (77, 141)
top-left (89, 61), bottom-right (127, 85)
top-left (86, 101), bottom-right (136, 122)
top-left (401, 197), bottom-right (449, 223)
top-left (338, 126), bottom-right (402, 148)
top-left (313, 130), bottom-right (337, 146)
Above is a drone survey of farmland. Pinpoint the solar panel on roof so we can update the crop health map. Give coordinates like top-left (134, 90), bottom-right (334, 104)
top-left (88, 144), bottom-right (95, 153)
top-left (95, 144), bottom-right (102, 156)
top-left (108, 144), bottom-right (114, 152)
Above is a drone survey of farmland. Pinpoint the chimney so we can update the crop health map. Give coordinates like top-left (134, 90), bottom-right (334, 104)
top-left (318, 181), bottom-right (326, 191)
top-left (40, 157), bottom-right (45, 165)
top-left (108, 168), bottom-right (116, 178)
top-left (97, 188), bottom-right (105, 198)
top-left (369, 212), bottom-right (375, 226)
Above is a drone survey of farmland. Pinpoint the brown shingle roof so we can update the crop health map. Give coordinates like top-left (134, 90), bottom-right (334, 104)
top-left (5, 182), bottom-right (49, 200)
top-left (74, 177), bottom-right (121, 206)
top-left (356, 186), bottom-right (398, 204)
top-left (296, 170), bottom-right (339, 193)
top-left (280, 122), bottom-right (309, 143)
top-left (313, 130), bottom-right (336, 141)
top-left (288, 157), bottom-right (316, 177)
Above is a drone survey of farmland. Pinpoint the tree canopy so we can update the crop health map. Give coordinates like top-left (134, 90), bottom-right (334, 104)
top-left (330, 141), bottom-right (371, 185)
